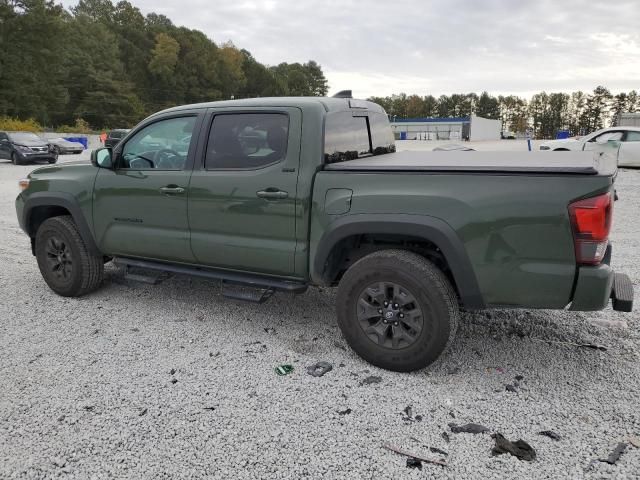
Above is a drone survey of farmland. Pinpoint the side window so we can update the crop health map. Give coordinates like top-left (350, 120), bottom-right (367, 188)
top-left (624, 131), bottom-right (640, 142)
top-left (121, 116), bottom-right (196, 170)
top-left (206, 113), bottom-right (289, 170)
top-left (369, 112), bottom-right (396, 155)
top-left (324, 112), bottom-right (371, 163)
top-left (590, 131), bottom-right (623, 143)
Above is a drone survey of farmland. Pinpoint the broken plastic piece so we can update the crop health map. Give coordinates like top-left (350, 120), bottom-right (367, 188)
top-left (275, 364), bottom-right (294, 376)
top-left (406, 458), bottom-right (422, 470)
top-left (449, 423), bottom-right (490, 434)
top-left (491, 433), bottom-right (536, 461)
top-left (382, 443), bottom-right (447, 467)
top-left (360, 375), bottom-right (382, 385)
top-left (599, 442), bottom-right (627, 465)
top-left (539, 430), bottom-right (561, 441)
top-left (306, 361), bottom-right (333, 377)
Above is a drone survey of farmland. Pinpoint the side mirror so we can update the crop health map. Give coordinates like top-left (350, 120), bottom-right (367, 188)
top-left (91, 147), bottom-right (113, 169)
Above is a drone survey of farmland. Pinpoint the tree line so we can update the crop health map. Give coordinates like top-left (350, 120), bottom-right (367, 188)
top-left (0, 0), bottom-right (329, 129)
top-left (369, 87), bottom-right (639, 139)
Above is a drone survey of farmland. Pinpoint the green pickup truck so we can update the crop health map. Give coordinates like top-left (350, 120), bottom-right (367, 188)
top-left (15, 96), bottom-right (634, 371)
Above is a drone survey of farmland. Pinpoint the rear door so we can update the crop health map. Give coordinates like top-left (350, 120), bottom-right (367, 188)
top-left (188, 107), bottom-right (302, 276)
top-left (93, 111), bottom-right (203, 262)
top-left (0, 132), bottom-right (9, 159)
top-left (619, 130), bottom-right (640, 167)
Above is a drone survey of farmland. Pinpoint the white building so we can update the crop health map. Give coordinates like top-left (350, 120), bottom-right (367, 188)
top-left (390, 114), bottom-right (501, 141)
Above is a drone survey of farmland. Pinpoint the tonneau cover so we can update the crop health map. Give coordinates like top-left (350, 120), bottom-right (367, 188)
top-left (324, 150), bottom-right (616, 175)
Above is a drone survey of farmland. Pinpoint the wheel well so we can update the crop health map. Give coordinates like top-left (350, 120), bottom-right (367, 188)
top-left (553, 148), bottom-right (570, 151)
top-left (323, 233), bottom-right (458, 294)
top-left (28, 205), bottom-right (71, 237)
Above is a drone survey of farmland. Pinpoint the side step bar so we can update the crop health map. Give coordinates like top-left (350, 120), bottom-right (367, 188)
top-left (113, 257), bottom-right (308, 295)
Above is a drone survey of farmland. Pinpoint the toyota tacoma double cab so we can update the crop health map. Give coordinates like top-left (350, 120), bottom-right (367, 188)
top-left (15, 95), bottom-right (634, 372)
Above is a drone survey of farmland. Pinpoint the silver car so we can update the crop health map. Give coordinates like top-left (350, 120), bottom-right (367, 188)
top-left (48, 137), bottom-right (84, 155)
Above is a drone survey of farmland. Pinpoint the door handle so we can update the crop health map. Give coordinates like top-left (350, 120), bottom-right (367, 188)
top-left (159, 186), bottom-right (185, 195)
top-left (256, 189), bottom-right (288, 200)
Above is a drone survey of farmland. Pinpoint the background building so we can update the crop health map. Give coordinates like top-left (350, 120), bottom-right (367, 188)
top-left (618, 112), bottom-right (640, 127)
top-left (390, 114), bottom-right (501, 141)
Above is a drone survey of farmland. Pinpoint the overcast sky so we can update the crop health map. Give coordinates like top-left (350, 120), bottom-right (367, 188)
top-left (65, 0), bottom-right (640, 98)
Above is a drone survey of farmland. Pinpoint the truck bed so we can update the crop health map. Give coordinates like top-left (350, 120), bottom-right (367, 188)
top-left (324, 150), bottom-right (614, 175)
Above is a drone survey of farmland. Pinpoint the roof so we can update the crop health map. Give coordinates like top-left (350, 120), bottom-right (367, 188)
top-left (391, 117), bottom-right (470, 124)
top-left (153, 97), bottom-right (386, 117)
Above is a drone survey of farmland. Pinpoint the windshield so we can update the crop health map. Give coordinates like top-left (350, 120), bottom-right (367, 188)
top-left (9, 132), bottom-right (43, 142)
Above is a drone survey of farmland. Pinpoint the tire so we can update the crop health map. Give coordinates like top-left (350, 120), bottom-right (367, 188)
top-left (11, 152), bottom-right (21, 165)
top-left (35, 215), bottom-right (104, 297)
top-left (336, 249), bottom-right (459, 372)
top-left (48, 157), bottom-right (57, 164)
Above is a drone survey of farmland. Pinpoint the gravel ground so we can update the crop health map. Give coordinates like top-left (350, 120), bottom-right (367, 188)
top-left (0, 151), bottom-right (639, 479)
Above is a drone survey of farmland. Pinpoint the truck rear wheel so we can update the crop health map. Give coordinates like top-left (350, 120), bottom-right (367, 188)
top-left (35, 215), bottom-right (104, 297)
top-left (336, 249), bottom-right (459, 372)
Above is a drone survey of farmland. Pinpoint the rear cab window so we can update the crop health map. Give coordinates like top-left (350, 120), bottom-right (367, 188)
top-left (324, 108), bottom-right (395, 164)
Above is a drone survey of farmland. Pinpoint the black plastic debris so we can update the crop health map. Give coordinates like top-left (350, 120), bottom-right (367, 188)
top-left (275, 364), bottom-right (294, 376)
top-left (406, 458), bottom-right (422, 470)
top-left (139, 408), bottom-right (148, 417)
top-left (264, 327), bottom-right (276, 334)
top-left (505, 384), bottom-right (518, 393)
top-left (169, 368), bottom-right (176, 375)
top-left (415, 415), bottom-right (423, 422)
top-left (337, 408), bottom-right (352, 415)
top-left (449, 423), bottom-right (490, 434)
top-left (430, 446), bottom-right (448, 456)
top-left (170, 378), bottom-right (178, 384)
top-left (442, 432), bottom-right (450, 443)
top-left (203, 406), bottom-right (216, 411)
top-left (360, 375), bottom-right (382, 385)
top-left (491, 433), bottom-right (536, 461)
top-left (515, 375), bottom-right (524, 381)
top-left (599, 443), bottom-right (627, 465)
top-left (404, 406), bottom-right (413, 418)
top-left (539, 430), bottom-right (561, 441)
top-left (306, 361), bottom-right (333, 377)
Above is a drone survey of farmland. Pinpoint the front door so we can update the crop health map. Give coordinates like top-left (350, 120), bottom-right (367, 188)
top-left (93, 113), bottom-right (201, 263)
top-left (0, 132), bottom-right (10, 159)
top-left (188, 108), bottom-right (301, 277)
top-left (619, 130), bottom-right (640, 167)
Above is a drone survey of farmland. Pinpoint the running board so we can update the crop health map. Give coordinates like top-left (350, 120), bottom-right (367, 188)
top-left (113, 257), bottom-right (308, 294)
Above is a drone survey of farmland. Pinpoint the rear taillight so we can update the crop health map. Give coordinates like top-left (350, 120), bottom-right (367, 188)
top-left (568, 192), bottom-right (612, 265)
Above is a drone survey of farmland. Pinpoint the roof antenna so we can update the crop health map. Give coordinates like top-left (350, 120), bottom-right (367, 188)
top-left (332, 90), bottom-right (353, 99)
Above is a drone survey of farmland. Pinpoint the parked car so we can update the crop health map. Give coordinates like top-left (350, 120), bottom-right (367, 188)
top-left (501, 131), bottom-right (516, 139)
top-left (104, 129), bottom-right (130, 148)
top-left (540, 127), bottom-right (640, 167)
top-left (48, 137), bottom-right (84, 155)
top-left (0, 131), bottom-right (57, 165)
top-left (15, 96), bottom-right (633, 372)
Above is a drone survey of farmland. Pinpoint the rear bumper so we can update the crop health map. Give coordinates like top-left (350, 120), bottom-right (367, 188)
top-left (569, 258), bottom-right (634, 312)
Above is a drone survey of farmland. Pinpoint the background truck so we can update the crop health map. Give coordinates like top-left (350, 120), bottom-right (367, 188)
top-left (15, 96), bottom-right (634, 372)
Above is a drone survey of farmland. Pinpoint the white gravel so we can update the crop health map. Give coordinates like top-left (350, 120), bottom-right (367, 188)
top-left (0, 151), bottom-right (638, 479)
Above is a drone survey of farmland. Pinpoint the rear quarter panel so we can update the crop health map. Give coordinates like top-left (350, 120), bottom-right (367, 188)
top-left (311, 171), bottom-right (613, 308)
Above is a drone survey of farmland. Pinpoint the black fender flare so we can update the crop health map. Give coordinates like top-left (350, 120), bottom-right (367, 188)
top-left (312, 213), bottom-right (485, 309)
top-left (22, 192), bottom-right (101, 255)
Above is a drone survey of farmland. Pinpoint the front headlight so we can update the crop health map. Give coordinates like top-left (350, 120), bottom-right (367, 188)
top-left (18, 178), bottom-right (30, 191)
top-left (16, 145), bottom-right (31, 152)
top-left (539, 145), bottom-right (550, 151)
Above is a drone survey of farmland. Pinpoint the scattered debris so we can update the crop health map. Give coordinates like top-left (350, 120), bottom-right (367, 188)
top-left (442, 432), bottom-right (450, 443)
top-left (505, 384), bottom-right (518, 393)
top-left (203, 406), bottom-right (216, 411)
top-left (50, 457), bottom-right (66, 468)
top-left (57, 414), bottom-right (65, 422)
top-left (599, 442), bottom-right (627, 465)
top-left (306, 361), bottom-right (333, 377)
top-left (83, 405), bottom-right (95, 412)
top-left (449, 411), bottom-right (456, 418)
top-left (531, 338), bottom-right (607, 352)
top-left (360, 375), bottom-right (382, 385)
top-left (139, 408), bottom-right (147, 417)
top-left (538, 430), bottom-right (561, 441)
top-left (28, 353), bottom-right (43, 364)
top-left (491, 433), bottom-right (536, 461)
top-left (275, 364), bottom-right (294, 376)
top-left (447, 366), bottom-right (461, 375)
top-left (449, 423), bottom-right (490, 434)
top-left (410, 437), bottom-right (448, 456)
top-left (629, 436), bottom-right (640, 448)
top-left (515, 375), bottom-right (524, 381)
top-left (209, 352), bottom-right (220, 358)
top-left (170, 378), bottom-right (178, 384)
top-left (169, 368), bottom-right (176, 375)
top-left (404, 406), bottom-right (413, 418)
top-left (415, 415), bottom-right (423, 422)
top-left (264, 327), bottom-right (276, 334)
top-left (130, 327), bottom-right (139, 332)
top-left (382, 442), bottom-right (447, 467)
top-left (337, 408), bottom-right (352, 415)
top-left (339, 363), bottom-right (345, 368)
top-left (406, 457), bottom-right (422, 470)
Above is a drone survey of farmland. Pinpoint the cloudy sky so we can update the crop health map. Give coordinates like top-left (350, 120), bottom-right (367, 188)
top-left (66, 0), bottom-right (640, 98)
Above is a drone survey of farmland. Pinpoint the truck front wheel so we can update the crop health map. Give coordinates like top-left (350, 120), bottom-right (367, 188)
top-left (35, 215), bottom-right (104, 297)
top-left (336, 249), bottom-right (459, 372)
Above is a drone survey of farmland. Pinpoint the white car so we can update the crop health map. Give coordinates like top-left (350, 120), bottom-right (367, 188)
top-left (540, 126), bottom-right (640, 167)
